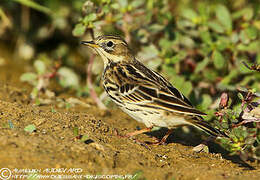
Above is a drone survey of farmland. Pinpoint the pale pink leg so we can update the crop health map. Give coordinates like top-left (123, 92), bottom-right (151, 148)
top-left (125, 127), bottom-right (153, 137)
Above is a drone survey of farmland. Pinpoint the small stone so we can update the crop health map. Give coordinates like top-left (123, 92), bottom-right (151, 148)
top-left (192, 144), bottom-right (209, 153)
top-left (90, 143), bottom-right (105, 151)
top-left (34, 118), bottom-right (46, 126)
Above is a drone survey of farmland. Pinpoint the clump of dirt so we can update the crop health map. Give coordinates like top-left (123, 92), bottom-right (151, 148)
top-left (0, 46), bottom-right (259, 179)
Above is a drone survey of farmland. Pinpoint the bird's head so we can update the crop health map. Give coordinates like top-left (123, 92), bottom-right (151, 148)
top-left (81, 35), bottom-right (133, 66)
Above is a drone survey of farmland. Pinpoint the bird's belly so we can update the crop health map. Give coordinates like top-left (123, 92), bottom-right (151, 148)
top-left (119, 103), bottom-right (190, 128)
top-left (103, 84), bottom-right (191, 128)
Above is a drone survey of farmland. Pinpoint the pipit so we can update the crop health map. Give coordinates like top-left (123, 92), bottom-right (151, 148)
top-left (81, 35), bottom-right (228, 145)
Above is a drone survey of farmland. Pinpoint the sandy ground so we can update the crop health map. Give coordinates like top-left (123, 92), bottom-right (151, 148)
top-left (0, 45), bottom-right (259, 180)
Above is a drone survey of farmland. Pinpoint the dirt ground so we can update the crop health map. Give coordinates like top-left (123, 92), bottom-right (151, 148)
top-left (0, 45), bottom-right (259, 180)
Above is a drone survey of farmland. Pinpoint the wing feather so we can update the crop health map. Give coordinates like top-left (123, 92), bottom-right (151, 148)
top-left (112, 60), bottom-right (206, 116)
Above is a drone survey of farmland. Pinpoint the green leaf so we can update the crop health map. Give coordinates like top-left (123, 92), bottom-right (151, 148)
top-left (137, 44), bottom-right (159, 60)
top-left (215, 4), bottom-right (232, 32)
top-left (182, 81), bottom-right (192, 97)
top-left (245, 26), bottom-right (258, 40)
top-left (239, 29), bottom-right (250, 44)
top-left (51, 107), bottom-right (56, 113)
top-left (237, 93), bottom-right (244, 100)
top-left (73, 127), bottom-right (79, 136)
top-left (58, 67), bottom-right (80, 88)
top-left (170, 75), bottom-right (184, 89)
top-left (170, 76), bottom-right (192, 97)
top-left (181, 9), bottom-right (198, 22)
top-left (80, 135), bottom-right (89, 142)
top-left (195, 57), bottom-right (209, 73)
top-left (131, 0), bottom-right (145, 8)
top-left (200, 30), bottom-right (212, 44)
top-left (204, 69), bottom-right (218, 81)
top-left (232, 7), bottom-right (253, 21)
top-left (24, 124), bottom-right (36, 133)
top-left (30, 87), bottom-right (39, 99)
top-left (147, 59), bottom-right (162, 70)
top-left (83, 13), bottom-right (97, 24)
top-left (118, 0), bottom-right (128, 8)
top-left (216, 37), bottom-right (229, 51)
top-left (179, 36), bottom-right (195, 48)
top-left (208, 21), bottom-right (224, 33)
top-left (220, 70), bottom-right (238, 85)
top-left (34, 60), bottom-right (46, 75)
top-left (201, 94), bottom-right (212, 110)
top-left (148, 24), bottom-right (164, 33)
top-left (212, 50), bottom-right (225, 69)
top-left (72, 23), bottom-right (86, 37)
top-left (237, 41), bottom-right (259, 52)
top-left (230, 32), bottom-right (239, 43)
top-left (20, 72), bottom-right (37, 82)
top-left (159, 38), bottom-right (173, 51)
top-left (169, 51), bottom-right (187, 64)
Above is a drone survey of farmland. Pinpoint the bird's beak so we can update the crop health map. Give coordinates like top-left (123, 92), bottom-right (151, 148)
top-left (80, 40), bottom-right (99, 48)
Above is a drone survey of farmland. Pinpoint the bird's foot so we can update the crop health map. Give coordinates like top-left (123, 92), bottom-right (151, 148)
top-left (113, 128), bottom-right (153, 150)
top-left (114, 127), bottom-right (153, 138)
top-left (145, 129), bottom-right (173, 145)
top-left (146, 138), bottom-right (167, 145)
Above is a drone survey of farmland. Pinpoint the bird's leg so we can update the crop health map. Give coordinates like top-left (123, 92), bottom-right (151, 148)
top-left (114, 127), bottom-right (153, 150)
top-left (148, 129), bottom-right (173, 145)
top-left (125, 127), bottom-right (153, 137)
top-left (114, 127), bottom-right (153, 138)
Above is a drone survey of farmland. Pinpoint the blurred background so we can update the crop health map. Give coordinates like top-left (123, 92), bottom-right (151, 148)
top-left (0, 0), bottom-right (259, 159)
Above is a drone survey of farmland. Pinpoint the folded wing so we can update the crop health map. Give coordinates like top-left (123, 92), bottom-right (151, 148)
top-left (116, 61), bottom-right (206, 116)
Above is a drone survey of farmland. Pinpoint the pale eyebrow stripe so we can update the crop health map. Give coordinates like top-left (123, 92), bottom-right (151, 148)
top-left (97, 35), bottom-right (128, 45)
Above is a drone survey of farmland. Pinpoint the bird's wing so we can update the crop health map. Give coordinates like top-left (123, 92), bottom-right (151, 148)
top-left (115, 61), bottom-right (206, 116)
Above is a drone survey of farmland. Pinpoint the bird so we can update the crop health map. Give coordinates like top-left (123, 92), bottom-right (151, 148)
top-left (81, 35), bottom-right (228, 145)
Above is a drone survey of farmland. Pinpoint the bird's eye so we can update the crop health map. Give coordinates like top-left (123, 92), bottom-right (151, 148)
top-left (106, 41), bottom-right (114, 47)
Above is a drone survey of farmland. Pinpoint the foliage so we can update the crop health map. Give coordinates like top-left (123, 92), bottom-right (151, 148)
top-left (215, 91), bottom-right (259, 160)
top-left (24, 124), bottom-right (36, 133)
top-left (74, 0), bottom-right (260, 160)
top-left (0, 0), bottom-right (259, 160)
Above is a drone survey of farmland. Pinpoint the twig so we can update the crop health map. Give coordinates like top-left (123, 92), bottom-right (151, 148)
top-left (34, 62), bottom-right (61, 93)
top-left (122, 13), bottom-right (132, 43)
top-left (21, 5), bottom-right (30, 31)
top-left (86, 54), bottom-right (107, 109)
top-left (43, 62), bottom-right (61, 79)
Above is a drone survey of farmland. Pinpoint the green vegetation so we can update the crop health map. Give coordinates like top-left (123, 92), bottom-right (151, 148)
top-left (0, 0), bottom-right (259, 160)
top-left (24, 124), bottom-right (36, 133)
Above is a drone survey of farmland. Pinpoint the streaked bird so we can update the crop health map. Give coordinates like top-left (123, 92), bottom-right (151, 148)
top-left (81, 35), bottom-right (228, 145)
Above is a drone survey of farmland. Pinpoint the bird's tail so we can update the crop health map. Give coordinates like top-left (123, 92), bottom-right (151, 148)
top-left (190, 117), bottom-right (229, 138)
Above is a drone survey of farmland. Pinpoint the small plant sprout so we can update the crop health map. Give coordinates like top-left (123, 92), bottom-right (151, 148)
top-left (20, 60), bottom-right (61, 100)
